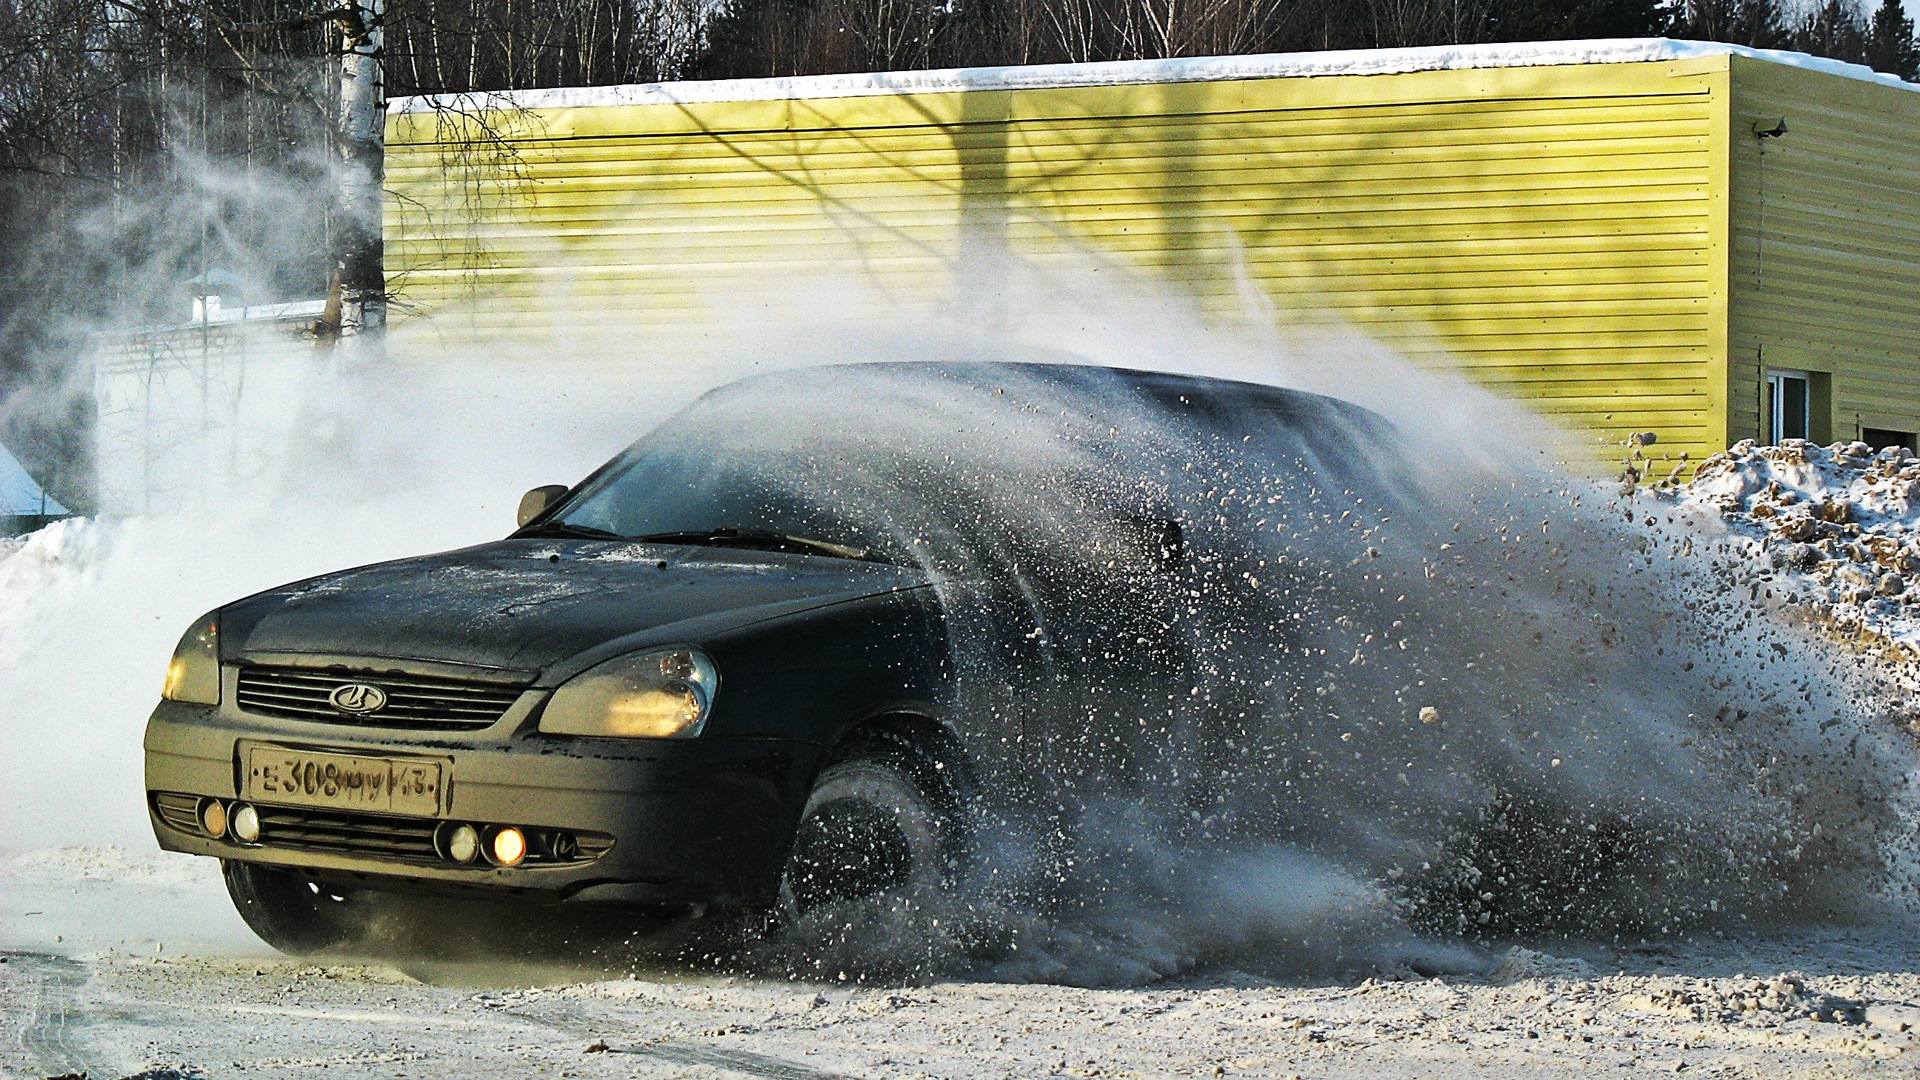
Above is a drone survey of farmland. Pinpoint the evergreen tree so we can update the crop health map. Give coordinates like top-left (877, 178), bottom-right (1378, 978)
top-left (1489, 0), bottom-right (1667, 42)
top-left (1866, 0), bottom-right (1920, 79)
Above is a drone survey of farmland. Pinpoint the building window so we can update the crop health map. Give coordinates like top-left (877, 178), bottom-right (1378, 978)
top-left (1768, 370), bottom-right (1811, 443)
top-left (1863, 427), bottom-right (1917, 453)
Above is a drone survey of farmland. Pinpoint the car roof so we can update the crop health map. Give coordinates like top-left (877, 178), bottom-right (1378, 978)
top-left (703, 361), bottom-right (1390, 434)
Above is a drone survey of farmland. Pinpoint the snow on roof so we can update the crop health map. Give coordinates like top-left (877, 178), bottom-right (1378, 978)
top-left (391, 37), bottom-right (1917, 115)
top-left (0, 443), bottom-right (67, 518)
top-left (190, 298), bottom-right (328, 327)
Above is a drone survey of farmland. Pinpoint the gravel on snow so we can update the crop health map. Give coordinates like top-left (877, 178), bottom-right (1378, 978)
top-left (2, 929), bottom-right (1918, 1079)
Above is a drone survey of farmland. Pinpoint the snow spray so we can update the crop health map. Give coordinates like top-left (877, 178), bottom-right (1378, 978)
top-left (697, 353), bottom-right (1914, 986)
top-left (2, 239), bottom-right (1914, 982)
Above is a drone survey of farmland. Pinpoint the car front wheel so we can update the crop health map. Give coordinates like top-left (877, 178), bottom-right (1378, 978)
top-left (222, 861), bottom-right (545, 965)
top-left (222, 860), bottom-right (370, 955)
top-left (778, 744), bottom-right (963, 918)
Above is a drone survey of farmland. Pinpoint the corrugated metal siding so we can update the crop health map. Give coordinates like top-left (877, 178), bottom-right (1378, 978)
top-left (387, 60), bottom-right (1727, 464)
top-left (1728, 57), bottom-right (1920, 448)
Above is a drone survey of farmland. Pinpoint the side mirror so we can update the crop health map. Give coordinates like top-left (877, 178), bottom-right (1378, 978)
top-left (517, 484), bottom-right (570, 528)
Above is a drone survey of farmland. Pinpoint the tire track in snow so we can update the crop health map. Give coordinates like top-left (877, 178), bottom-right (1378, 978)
top-left (1, 951), bottom-right (111, 1079)
top-left (500, 1001), bottom-right (866, 1080)
top-left (608, 1041), bottom-right (863, 1080)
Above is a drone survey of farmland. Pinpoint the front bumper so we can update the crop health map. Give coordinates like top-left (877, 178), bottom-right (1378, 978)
top-left (144, 693), bottom-right (819, 908)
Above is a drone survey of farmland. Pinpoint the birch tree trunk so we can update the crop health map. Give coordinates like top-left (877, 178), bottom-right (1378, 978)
top-left (338, 0), bottom-right (386, 350)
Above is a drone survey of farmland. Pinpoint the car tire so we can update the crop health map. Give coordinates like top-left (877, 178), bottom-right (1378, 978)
top-left (777, 744), bottom-right (964, 919)
top-left (222, 860), bottom-right (370, 956)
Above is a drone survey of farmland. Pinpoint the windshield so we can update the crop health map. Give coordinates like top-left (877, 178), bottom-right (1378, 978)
top-left (543, 439), bottom-right (904, 560)
top-left (536, 366), bottom-right (1155, 567)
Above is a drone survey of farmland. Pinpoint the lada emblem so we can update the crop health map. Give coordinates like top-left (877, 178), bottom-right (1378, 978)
top-left (328, 682), bottom-right (389, 714)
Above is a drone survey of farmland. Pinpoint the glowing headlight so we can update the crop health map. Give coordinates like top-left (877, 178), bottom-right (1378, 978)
top-left (538, 647), bottom-right (719, 739)
top-left (161, 611), bottom-right (221, 705)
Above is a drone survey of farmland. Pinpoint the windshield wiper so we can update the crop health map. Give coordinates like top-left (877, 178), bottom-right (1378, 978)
top-left (517, 521), bottom-right (625, 540)
top-left (635, 527), bottom-right (882, 563)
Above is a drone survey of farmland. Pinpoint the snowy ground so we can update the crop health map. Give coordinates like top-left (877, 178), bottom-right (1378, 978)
top-left (4, 855), bottom-right (1918, 1080)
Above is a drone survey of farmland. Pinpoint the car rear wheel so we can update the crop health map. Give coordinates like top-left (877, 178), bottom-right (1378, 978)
top-left (778, 744), bottom-right (964, 919)
top-left (222, 861), bottom-right (370, 955)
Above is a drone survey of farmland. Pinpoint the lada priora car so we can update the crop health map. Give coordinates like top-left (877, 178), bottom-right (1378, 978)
top-left (145, 361), bottom-right (1399, 954)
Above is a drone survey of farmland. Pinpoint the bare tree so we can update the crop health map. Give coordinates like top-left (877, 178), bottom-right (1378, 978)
top-left (1369, 0), bottom-right (1494, 49)
top-left (1672, 0), bottom-right (1792, 48)
top-left (1792, 0), bottom-right (1869, 61)
top-left (384, 0), bottom-right (710, 92)
top-left (11, 0), bottom-right (1917, 509)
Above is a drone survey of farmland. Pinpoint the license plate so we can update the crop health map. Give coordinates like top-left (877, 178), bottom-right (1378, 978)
top-left (242, 744), bottom-right (447, 816)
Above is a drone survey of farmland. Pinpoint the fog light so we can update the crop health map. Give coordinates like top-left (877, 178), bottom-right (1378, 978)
top-left (445, 823), bottom-right (480, 864)
top-left (199, 798), bottom-right (228, 839)
top-left (490, 826), bottom-right (527, 867)
top-left (230, 802), bottom-right (261, 843)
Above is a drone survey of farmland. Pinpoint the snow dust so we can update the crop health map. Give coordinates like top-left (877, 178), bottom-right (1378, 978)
top-left (2, 259), bottom-right (1919, 1080)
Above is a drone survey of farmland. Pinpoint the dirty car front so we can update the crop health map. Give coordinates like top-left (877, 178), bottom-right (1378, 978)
top-left (145, 533), bottom-right (938, 911)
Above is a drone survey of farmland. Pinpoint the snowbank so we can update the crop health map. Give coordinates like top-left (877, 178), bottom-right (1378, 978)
top-left (1676, 439), bottom-right (1920, 649)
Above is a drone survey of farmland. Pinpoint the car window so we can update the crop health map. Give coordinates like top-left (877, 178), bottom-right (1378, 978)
top-left (552, 440), bottom-right (897, 557)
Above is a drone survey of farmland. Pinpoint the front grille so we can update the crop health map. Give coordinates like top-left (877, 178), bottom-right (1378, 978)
top-left (256, 804), bottom-right (441, 861)
top-left (236, 665), bottom-right (526, 730)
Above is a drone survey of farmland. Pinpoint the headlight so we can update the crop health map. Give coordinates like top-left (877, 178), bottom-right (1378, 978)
top-left (539, 647), bottom-right (719, 739)
top-left (162, 610), bottom-right (221, 704)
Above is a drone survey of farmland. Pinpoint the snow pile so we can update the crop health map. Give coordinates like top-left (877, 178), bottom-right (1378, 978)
top-left (0, 515), bottom-right (95, 576)
top-left (1487, 953), bottom-right (1874, 1028)
top-left (1675, 439), bottom-right (1920, 650)
top-left (0, 517), bottom-right (106, 668)
top-left (1489, 946), bottom-right (1598, 983)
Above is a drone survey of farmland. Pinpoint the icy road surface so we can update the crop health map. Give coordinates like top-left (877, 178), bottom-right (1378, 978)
top-left (5, 850), bottom-right (1919, 1080)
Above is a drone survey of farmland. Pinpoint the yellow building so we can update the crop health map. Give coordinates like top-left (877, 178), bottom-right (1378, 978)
top-left (386, 39), bottom-right (1920, 467)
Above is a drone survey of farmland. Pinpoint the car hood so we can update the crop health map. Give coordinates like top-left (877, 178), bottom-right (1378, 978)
top-left (220, 538), bottom-right (930, 679)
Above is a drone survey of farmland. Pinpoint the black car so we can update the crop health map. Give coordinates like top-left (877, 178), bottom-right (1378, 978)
top-left (145, 362), bottom-right (1408, 954)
